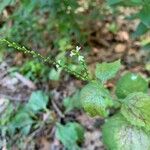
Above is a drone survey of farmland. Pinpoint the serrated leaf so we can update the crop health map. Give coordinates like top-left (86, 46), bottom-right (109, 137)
top-left (115, 72), bottom-right (148, 99)
top-left (63, 90), bottom-right (82, 113)
top-left (26, 90), bottom-right (49, 112)
top-left (80, 81), bottom-right (113, 117)
top-left (10, 112), bottom-right (33, 128)
top-left (102, 113), bottom-right (150, 150)
top-left (9, 112), bottom-right (33, 135)
top-left (95, 60), bottom-right (121, 82)
top-left (121, 92), bottom-right (150, 131)
top-left (56, 122), bottom-right (84, 150)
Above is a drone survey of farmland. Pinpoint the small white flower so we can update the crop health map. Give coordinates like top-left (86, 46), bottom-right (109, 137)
top-left (131, 74), bottom-right (137, 80)
top-left (78, 55), bottom-right (84, 61)
top-left (56, 64), bottom-right (59, 69)
top-left (57, 60), bottom-right (61, 64)
top-left (70, 51), bottom-right (75, 57)
top-left (56, 60), bottom-right (61, 69)
top-left (76, 46), bottom-right (81, 52)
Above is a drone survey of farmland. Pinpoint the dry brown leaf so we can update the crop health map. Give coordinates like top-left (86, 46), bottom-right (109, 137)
top-left (114, 44), bottom-right (126, 53)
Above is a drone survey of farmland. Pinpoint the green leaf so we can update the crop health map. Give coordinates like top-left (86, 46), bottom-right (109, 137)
top-left (121, 92), bottom-right (150, 131)
top-left (20, 0), bottom-right (36, 14)
top-left (80, 81), bottom-right (113, 117)
top-left (58, 37), bottom-right (72, 51)
top-left (9, 112), bottom-right (33, 135)
top-left (26, 90), bottom-right (49, 112)
top-left (108, 0), bottom-right (143, 6)
top-left (0, 0), bottom-right (12, 13)
top-left (115, 72), bottom-right (148, 99)
top-left (107, 0), bottom-right (123, 5)
top-left (139, 4), bottom-right (150, 27)
top-left (21, 124), bottom-right (32, 135)
top-left (108, 22), bottom-right (118, 34)
top-left (0, 98), bottom-right (9, 114)
top-left (0, 102), bottom-right (14, 126)
top-left (74, 123), bottom-right (85, 143)
top-left (10, 112), bottom-right (33, 128)
top-left (63, 90), bottom-right (82, 113)
top-left (142, 42), bottom-right (150, 50)
top-left (145, 63), bottom-right (150, 71)
top-left (132, 22), bottom-right (149, 38)
top-left (131, 0), bottom-right (143, 4)
top-left (102, 113), bottom-right (150, 150)
top-left (56, 122), bottom-right (84, 150)
top-left (49, 68), bottom-right (62, 81)
top-left (95, 60), bottom-right (121, 82)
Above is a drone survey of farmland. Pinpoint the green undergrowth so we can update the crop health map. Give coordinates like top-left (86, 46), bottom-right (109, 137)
top-left (0, 0), bottom-right (150, 149)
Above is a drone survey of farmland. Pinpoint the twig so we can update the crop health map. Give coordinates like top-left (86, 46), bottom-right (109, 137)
top-left (0, 93), bottom-right (28, 102)
top-left (14, 72), bottom-right (36, 90)
top-left (51, 100), bottom-right (65, 118)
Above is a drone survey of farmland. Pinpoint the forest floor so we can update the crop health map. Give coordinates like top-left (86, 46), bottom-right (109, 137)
top-left (0, 9), bottom-right (150, 150)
